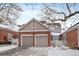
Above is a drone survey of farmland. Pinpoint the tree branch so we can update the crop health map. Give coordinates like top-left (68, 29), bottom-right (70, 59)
top-left (64, 11), bottom-right (79, 21)
top-left (66, 3), bottom-right (71, 14)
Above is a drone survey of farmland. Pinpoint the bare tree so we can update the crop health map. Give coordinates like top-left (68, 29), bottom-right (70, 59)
top-left (40, 3), bottom-right (79, 22)
top-left (0, 3), bottom-right (23, 25)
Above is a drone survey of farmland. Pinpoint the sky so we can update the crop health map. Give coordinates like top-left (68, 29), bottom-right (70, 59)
top-left (16, 3), bottom-right (42, 25)
top-left (16, 3), bottom-right (79, 29)
top-left (16, 3), bottom-right (67, 25)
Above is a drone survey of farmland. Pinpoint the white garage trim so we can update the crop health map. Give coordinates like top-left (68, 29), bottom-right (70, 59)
top-left (21, 34), bottom-right (33, 46)
top-left (34, 36), bottom-right (36, 47)
top-left (21, 34), bottom-right (33, 36)
top-left (35, 34), bottom-right (48, 36)
top-left (20, 34), bottom-right (49, 47)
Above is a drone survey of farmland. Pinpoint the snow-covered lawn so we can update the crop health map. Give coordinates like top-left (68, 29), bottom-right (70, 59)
top-left (13, 47), bottom-right (79, 56)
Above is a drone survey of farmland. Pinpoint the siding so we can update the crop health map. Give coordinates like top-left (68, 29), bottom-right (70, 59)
top-left (20, 20), bottom-right (49, 32)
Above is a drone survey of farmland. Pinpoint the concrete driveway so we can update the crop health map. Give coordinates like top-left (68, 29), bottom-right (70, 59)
top-left (1, 47), bottom-right (79, 56)
top-left (13, 47), bottom-right (49, 56)
top-left (12, 47), bottom-right (79, 56)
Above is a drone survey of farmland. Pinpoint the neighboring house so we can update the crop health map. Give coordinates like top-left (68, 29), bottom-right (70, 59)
top-left (60, 22), bottom-right (79, 49)
top-left (60, 32), bottom-right (67, 46)
top-left (51, 33), bottom-right (61, 47)
top-left (47, 23), bottom-right (61, 33)
top-left (0, 24), bottom-right (19, 44)
top-left (19, 18), bottom-right (51, 47)
top-left (40, 20), bottom-right (61, 33)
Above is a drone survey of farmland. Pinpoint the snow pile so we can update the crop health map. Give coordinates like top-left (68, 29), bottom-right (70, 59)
top-left (51, 32), bottom-right (61, 35)
top-left (0, 45), bottom-right (18, 52)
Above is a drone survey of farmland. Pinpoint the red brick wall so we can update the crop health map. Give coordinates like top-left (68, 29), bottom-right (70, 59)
top-left (0, 29), bottom-right (8, 43)
top-left (12, 32), bottom-right (19, 39)
top-left (0, 29), bottom-right (18, 44)
top-left (66, 29), bottom-right (78, 49)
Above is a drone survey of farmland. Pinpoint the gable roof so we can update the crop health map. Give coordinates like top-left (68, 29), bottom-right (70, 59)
top-left (0, 23), bottom-right (19, 32)
top-left (0, 24), bottom-right (18, 32)
top-left (60, 22), bottom-right (79, 35)
top-left (0, 25), bottom-right (16, 32)
top-left (19, 18), bottom-right (50, 31)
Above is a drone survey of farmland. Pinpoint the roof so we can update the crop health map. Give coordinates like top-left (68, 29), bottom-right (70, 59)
top-left (68, 22), bottom-right (79, 29)
top-left (60, 22), bottom-right (79, 35)
top-left (19, 18), bottom-right (50, 31)
top-left (0, 26), bottom-right (15, 32)
top-left (0, 24), bottom-right (19, 32)
top-left (40, 20), bottom-right (47, 24)
top-left (47, 23), bottom-right (61, 26)
top-left (51, 32), bottom-right (61, 36)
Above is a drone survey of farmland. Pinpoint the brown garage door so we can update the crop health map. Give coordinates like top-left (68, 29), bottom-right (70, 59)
top-left (35, 34), bottom-right (48, 47)
top-left (21, 35), bottom-right (33, 47)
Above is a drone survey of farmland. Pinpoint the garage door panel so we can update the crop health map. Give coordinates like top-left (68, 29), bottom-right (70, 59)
top-left (22, 36), bottom-right (33, 47)
top-left (36, 36), bottom-right (48, 47)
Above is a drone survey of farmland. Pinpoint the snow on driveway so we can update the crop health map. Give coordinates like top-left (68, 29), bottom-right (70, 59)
top-left (13, 47), bottom-right (79, 56)
top-left (48, 47), bottom-right (79, 56)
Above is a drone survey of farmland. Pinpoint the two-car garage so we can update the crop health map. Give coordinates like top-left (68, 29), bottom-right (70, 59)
top-left (20, 33), bottom-right (50, 47)
top-left (19, 19), bottom-right (51, 47)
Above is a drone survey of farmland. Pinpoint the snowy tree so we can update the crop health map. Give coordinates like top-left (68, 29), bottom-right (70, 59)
top-left (38, 3), bottom-right (79, 31)
top-left (40, 4), bottom-right (79, 21)
top-left (0, 3), bottom-right (23, 25)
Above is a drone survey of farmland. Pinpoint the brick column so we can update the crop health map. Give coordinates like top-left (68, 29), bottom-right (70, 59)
top-left (48, 32), bottom-right (51, 47)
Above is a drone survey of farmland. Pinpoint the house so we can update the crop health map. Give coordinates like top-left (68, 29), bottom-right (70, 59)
top-left (0, 24), bottom-right (19, 45)
top-left (40, 20), bottom-right (61, 33)
top-left (19, 18), bottom-right (51, 47)
top-left (47, 23), bottom-right (61, 33)
top-left (40, 20), bottom-right (62, 47)
top-left (60, 22), bottom-right (79, 49)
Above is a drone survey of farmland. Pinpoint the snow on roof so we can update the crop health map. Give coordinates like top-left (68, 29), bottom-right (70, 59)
top-left (51, 32), bottom-right (61, 36)
top-left (19, 18), bottom-right (50, 31)
top-left (51, 27), bottom-right (69, 36)
top-left (0, 24), bottom-right (19, 31)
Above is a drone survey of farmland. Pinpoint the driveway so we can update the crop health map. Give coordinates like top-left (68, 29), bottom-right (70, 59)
top-left (0, 47), bottom-right (26, 56)
top-left (1, 47), bottom-right (79, 56)
top-left (13, 47), bottom-right (79, 56)
top-left (13, 47), bottom-right (49, 56)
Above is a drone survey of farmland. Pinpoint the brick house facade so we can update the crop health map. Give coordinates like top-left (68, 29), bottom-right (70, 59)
top-left (60, 22), bottom-right (79, 49)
